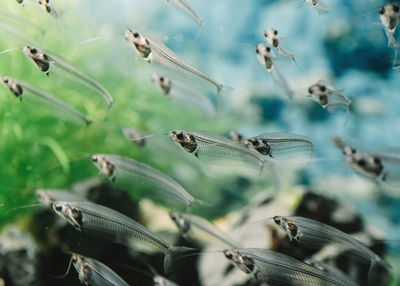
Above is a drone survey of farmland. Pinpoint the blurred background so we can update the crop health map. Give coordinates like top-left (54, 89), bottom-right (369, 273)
top-left (0, 0), bottom-right (399, 285)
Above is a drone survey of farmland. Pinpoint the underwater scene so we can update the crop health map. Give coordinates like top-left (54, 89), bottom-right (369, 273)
top-left (0, 0), bottom-right (400, 285)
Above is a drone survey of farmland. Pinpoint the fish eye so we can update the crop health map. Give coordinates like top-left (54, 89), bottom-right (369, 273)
top-left (319, 85), bottom-right (326, 92)
top-left (308, 87), bottom-right (313, 94)
top-left (273, 216), bottom-right (281, 225)
top-left (54, 204), bottom-right (62, 212)
top-left (30, 48), bottom-right (37, 54)
top-left (394, 5), bottom-right (399, 13)
top-left (274, 30), bottom-right (278, 35)
top-left (223, 250), bottom-right (233, 259)
top-left (176, 132), bottom-right (184, 140)
top-left (133, 32), bottom-right (139, 38)
top-left (159, 76), bottom-right (164, 82)
top-left (380, 7), bottom-right (385, 15)
top-left (3, 79), bottom-right (8, 83)
top-left (266, 47), bottom-right (271, 52)
top-left (358, 158), bottom-right (366, 166)
top-left (373, 157), bottom-right (381, 164)
top-left (71, 207), bottom-right (78, 214)
top-left (91, 155), bottom-right (98, 162)
top-left (255, 47), bottom-right (259, 54)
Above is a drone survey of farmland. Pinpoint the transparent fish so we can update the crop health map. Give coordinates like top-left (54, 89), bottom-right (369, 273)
top-left (243, 132), bottom-right (314, 159)
top-left (223, 248), bottom-right (357, 286)
top-left (22, 46), bottom-right (114, 107)
top-left (255, 43), bottom-right (293, 99)
top-left (35, 189), bottom-right (88, 207)
top-left (152, 73), bottom-right (172, 96)
top-left (52, 200), bottom-right (184, 273)
top-left (0, 76), bottom-right (91, 125)
top-left (124, 29), bottom-right (228, 98)
top-left (166, 0), bottom-right (203, 27)
top-left (332, 137), bottom-right (400, 188)
top-left (70, 253), bottom-right (129, 286)
top-left (168, 129), bottom-right (266, 169)
top-left (308, 80), bottom-right (351, 120)
top-left (264, 28), bottom-right (299, 68)
top-left (380, 3), bottom-right (399, 47)
top-left (273, 216), bottom-right (391, 276)
top-left (151, 73), bottom-right (215, 116)
top-left (37, 0), bottom-right (57, 17)
top-left (122, 127), bottom-right (147, 147)
top-left (306, 0), bottom-right (329, 14)
top-left (169, 211), bottom-right (239, 248)
top-left (90, 154), bottom-right (208, 210)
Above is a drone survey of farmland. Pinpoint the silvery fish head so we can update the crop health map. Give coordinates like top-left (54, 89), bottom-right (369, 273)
top-left (380, 4), bottom-right (399, 32)
top-left (223, 249), bottom-right (255, 274)
top-left (169, 211), bottom-right (190, 233)
top-left (264, 28), bottom-right (279, 48)
top-left (35, 189), bottom-right (54, 206)
top-left (91, 155), bottom-right (115, 178)
top-left (52, 202), bottom-right (83, 231)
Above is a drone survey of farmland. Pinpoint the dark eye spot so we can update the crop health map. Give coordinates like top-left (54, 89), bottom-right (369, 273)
top-left (263, 31), bottom-right (268, 37)
top-left (274, 30), bottom-right (278, 35)
top-left (4, 79), bottom-right (8, 83)
top-left (133, 32), bottom-right (139, 38)
top-left (320, 85), bottom-right (326, 92)
top-left (71, 208), bottom-right (78, 214)
top-left (91, 155), bottom-right (98, 162)
top-left (273, 216), bottom-right (281, 225)
top-left (54, 205), bottom-right (62, 212)
top-left (308, 87), bottom-right (313, 94)
top-left (373, 157), bottom-right (381, 164)
top-left (394, 5), bottom-right (399, 12)
top-left (159, 76), bottom-right (164, 82)
top-left (351, 148), bottom-right (356, 154)
top-left (31, 48), bottom-right (37, 54)
top-left (224, 251), bottom-right (233, 260)
top-left (255, 48), bottom-right (259, 54)
top-left (358, 158), bottom-right (366, 166)
top-left (266, 47), bottom-right (271, 52)
top-left (380, 7), bottom-right (384, 15)
top-left (176, 133), bottom-right (184, 140)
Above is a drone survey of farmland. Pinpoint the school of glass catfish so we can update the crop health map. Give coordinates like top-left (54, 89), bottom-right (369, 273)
top-left (1, 0), bottom-right (400, 285)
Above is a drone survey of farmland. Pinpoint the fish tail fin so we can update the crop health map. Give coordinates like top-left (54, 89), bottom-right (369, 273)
top-left (164, 246), bottom-right (198, 273)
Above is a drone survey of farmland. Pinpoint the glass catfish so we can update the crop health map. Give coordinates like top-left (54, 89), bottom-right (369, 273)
top-left (22, 46), bottom-right (114, 107)
top-left (124, 29), bottom-right (229, 98)
top-left (170, 211), bottom-right (239, 248)
top-left (308, 80), bottom-right (351, 122)
top-left (273, 216), bottom-right (391, 278)
top-left (1, 76), bottom-right (91, 125)
top-left (332, 137), bottom-right (400, 188)
top-left (90, 154), bottom-right (208, 210)
top-left (70, 253), bottom-right (129, 286)
top-left (223, 248), bottom-right (357, 286)
top-left (52, 200), bottom-right (192, 273)
top-left (255, 43), bottom-right (293, 99)
top-left (242, 132), bottom-right (314, 160)
top-left (264, 28), bottom-right (299, 68)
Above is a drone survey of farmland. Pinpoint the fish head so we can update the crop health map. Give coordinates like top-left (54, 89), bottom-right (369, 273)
top-left (153, 74), bottom-right (171, 95)
top-left (52, 202), bottom-right (83, 231)
top-left (0, 77), bottom-right (23, 98)
top-left (223, 250), bottom-right (255, 274)
top-left (23, 46), bottom-right (41, 59)
top-left (380, 4), bottom-right (399, 32)
top-left (264, 28), bottom-right (279, 47)
top-left (168, 130), bottom-right (198, 154)
top-left (308, 82), bottom-right (327, 96)
top-left (71, 253), bottom-right (84, 274)
top-left (229, 131), bottom-right (244, 143)
top-left (169, 211), bottom-right (190, 233)
top-left (91, 155), bottom-right (116, 178)
top-left (124, 29), bottom-right (151, 58)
